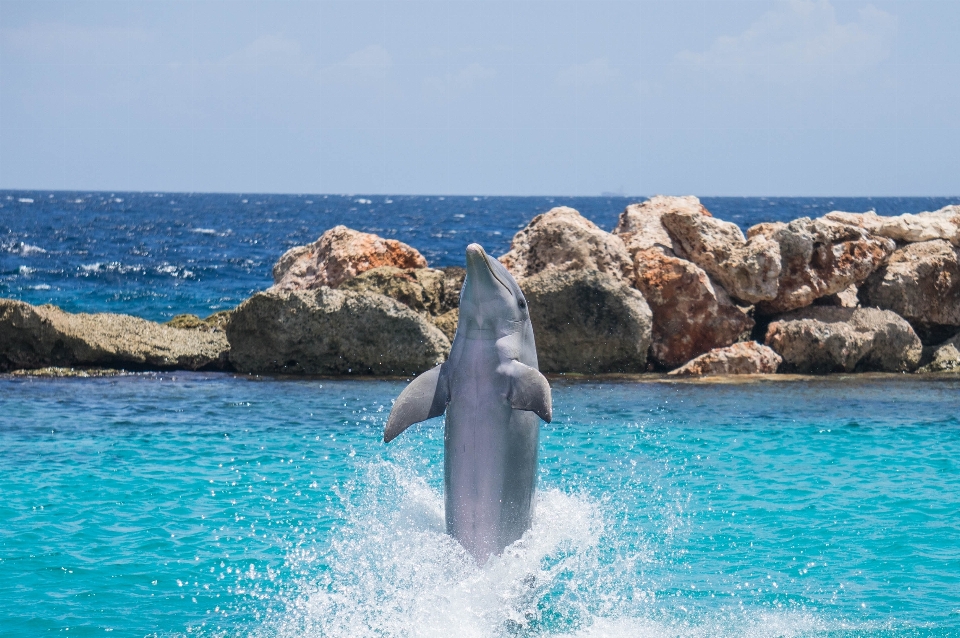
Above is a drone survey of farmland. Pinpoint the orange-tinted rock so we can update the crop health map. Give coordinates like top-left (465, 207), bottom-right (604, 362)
top-left (272, 225), bottom-right (427, 290)
top-left (633, 247), bottom-right (754, 369)
top-left (669, 341), bottom-right (781, 376)
top-left (752, 217), bottom-right (895, 316)
top-left (499, 206), bottom-right (633, 280)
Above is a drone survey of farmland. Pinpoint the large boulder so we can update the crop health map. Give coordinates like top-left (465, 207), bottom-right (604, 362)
top-left (826, 205), bottom-right (960, 245)
top-left (632, 247), bottom-right (754, 369)
top-left (858, 240), bottom-right (960, 344)
top-left (0, 299), bottom-right (229, 372)
top-left (918, 334), bottom-right (960, 373)
top-left (661, 210), bottom-right (781, 303)
top-left (499, 206), bottom-right (633, 281)
top-left (750, 217), bottom-right (896, 315)
top-left (668, 342), bottom-right (781, 376)
top-left (339, 266), bottom-right (464, 316)
top-left (764, 306), bottom-right (922, 373)
top-left (613, 195), bottom-right (708, 256)
top-left (520, 269), bottom-right (652, 373)
top-left (226, 288), bottom-right (449, 375)
top-left (272, 226), bottom-right (427, 290)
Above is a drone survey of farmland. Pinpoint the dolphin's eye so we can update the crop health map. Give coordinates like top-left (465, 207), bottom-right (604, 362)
top-left (517, 298), bottom-right (526, 309)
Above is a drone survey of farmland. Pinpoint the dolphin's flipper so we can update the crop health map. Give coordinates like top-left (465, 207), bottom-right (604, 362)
top-left (503, 361), bottom-right (552, 423)
top-left (384, 364), bottom-right (449, 443)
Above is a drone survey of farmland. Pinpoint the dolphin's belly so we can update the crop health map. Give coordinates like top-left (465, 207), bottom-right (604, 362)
top-left (443, 341), bottom-right (540, 561)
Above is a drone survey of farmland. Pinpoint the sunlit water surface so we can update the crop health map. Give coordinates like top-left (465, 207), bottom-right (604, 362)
top-left (1, 374), bottom-right (959, 637)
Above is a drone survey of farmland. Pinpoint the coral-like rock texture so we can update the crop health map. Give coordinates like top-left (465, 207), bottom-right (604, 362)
top-left (668, 341), bottom-right (781, 376)
top-left (500, 206), bottom-right (633, 280)
top-left (752, 217), bottom-right (896, 315)
top-left (826, 205), bottom-right (960, 246)
top-left (765, 306), bottom-right (922, 373)
top-left (633, 247), bottom-right (753, 369)
top-left (272, 225), bottom-right (427, 290)
top-left (858, 239), bottom-right (960, 344)
top-left (613, 195), bottom-right (709, 256)
top-left (661, 210), bottom-right (781, 303)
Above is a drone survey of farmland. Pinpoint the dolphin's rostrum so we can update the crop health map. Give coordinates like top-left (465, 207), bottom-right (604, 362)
top-left (384, 243), bottom-right (552, 562)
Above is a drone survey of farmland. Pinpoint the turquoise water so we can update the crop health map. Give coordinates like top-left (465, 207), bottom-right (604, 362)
top-left (1, 374), bottom-right (959, 637)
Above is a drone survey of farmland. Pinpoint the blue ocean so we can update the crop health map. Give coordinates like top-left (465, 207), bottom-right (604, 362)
top-left (2, 192), bottom-right (960, 637)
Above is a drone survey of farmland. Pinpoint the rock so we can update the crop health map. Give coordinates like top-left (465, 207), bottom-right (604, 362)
top-left (668, 342), bottom-right (781, 376)
top-left (918, 334), bottom-right (960, 373)
top-left (661, 210), bottom-right (780, 303)
top-left (519, 269), bottom-right (652, 373)
top-left (813, 284), bottom-right (860, 308)
top-left (752, 217), bottom-right (896, 315)
top-left (272, 226), bottom-right (427, 290)
top-left (226, 288), bottom-right (449, 375)
top-left (858, 240), bottom-right (960, 344)
top-left (165, 310), bottom-right (233, 332)
top-left (499, 206), bottom-right (633, 281)
top-left (339, 266), bottom-right (465, 341)
top-left (432, 308), bottom-right (459, 342)
top-left (764, 306), bottom-right (922, 373)
top-left (613, 195), bottom-right (709, 255)
top-left (632, 247), bottom-right (754, 369)
top-left (826, 205), bottom-right (960, 245)
top-left (0, 299), bottom-right (229, 372)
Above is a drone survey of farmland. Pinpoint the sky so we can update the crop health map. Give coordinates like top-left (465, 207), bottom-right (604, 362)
top-left (0, 0), bottom-right (958, 196)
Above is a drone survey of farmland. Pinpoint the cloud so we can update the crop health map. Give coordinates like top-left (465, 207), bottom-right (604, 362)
top-left (556, 58), bottom-right (619, 88)
top-left (423, 62), bottom-right (497, 95)
top-left (220, 34), bottom-right (312, 75)
top-left (678, 0), bottom-right (897, 84)
top-left (321, 45), bottom-right (393, 84)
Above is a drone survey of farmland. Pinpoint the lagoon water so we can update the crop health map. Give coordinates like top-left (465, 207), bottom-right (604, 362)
top-left (2, 374), bottom-right (959, 637)
top-left (3, 192), bottom-right (960, 636)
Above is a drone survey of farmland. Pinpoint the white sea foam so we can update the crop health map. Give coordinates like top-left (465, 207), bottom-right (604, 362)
top-left (4, 242), bottom-right (47, 255)
top-left (191, 228), bottom-right (218, 235)
top-left (250, 459), bottom-right (848, 638)
top-left (18, 197), bottom-right (34, 203)
top-left (18, 265), bottom-right (36, 275)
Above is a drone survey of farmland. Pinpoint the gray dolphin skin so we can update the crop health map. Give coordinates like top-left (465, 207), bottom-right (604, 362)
top-left (383, 243), bottom-right (552, 562)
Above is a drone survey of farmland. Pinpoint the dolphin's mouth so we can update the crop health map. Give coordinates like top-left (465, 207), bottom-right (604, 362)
top-left (466, 243), bottom-right (511, 293)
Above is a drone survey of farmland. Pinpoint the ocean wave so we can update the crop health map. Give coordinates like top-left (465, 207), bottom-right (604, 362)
top-left (191, 228), bottom-right (218, 235)
top-left (3, 241), bottom-right (48, 255)
top-left (79, 262), bottom-right (145, 275)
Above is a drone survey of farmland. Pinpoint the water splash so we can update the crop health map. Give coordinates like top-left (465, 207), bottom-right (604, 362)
top-left (258, 460), bottom-right (608, 638)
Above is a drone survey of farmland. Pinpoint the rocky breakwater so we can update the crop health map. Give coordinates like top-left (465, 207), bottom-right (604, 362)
top-left (227, 226), bottom-right (450, 375)
top-left (0, 299), bottom-right (229, 372)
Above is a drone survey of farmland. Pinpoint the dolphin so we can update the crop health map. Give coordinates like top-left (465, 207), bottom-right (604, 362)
top-left (383, 243), bottom-right (552, 562)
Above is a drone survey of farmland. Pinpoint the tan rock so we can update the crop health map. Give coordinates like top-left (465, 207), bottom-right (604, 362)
top-left (432, 308), bottom-right (459, 342)
top-left (918, 333), bottom-right (960, 373)
top-left (613, 195), bottom-right (709, 255)
top-left (500, 206), bottom-right (633, 280)
top-left (813, 284), bottom-right (860, 308)
top-left (272, 226), bottom-right (427, 290)
top-left (520, 269), bottom-right (653, 373)
top-left (226, 288), bottom-right (449, 375)
top-left (754, 217), bottom-right (896, 315)
top-left (826, 205), bottom-right (960, 245)
top-left (661, 211), bottom-right (780, 303)
top-left (765, 306), bottom-right (922, 373)
top-left (859, 239), bottom-right (960, 343)
top-left (633, 247), bottom-right (754, 369)
top-left (668, 342), bottom-right (781, 376)
top-left (339, 266), bottom-right (463, 316)
top-left (0, 299), bottom-right (229, 372)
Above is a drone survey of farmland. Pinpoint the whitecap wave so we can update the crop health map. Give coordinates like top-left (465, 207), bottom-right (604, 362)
top-left (191, 228), bottom-right (218, 235)
top-left (4, 242), bottom-right (47, 255)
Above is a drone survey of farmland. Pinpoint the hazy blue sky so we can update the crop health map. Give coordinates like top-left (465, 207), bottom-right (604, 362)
top-left (1, 1), bottom-right (957, 196)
